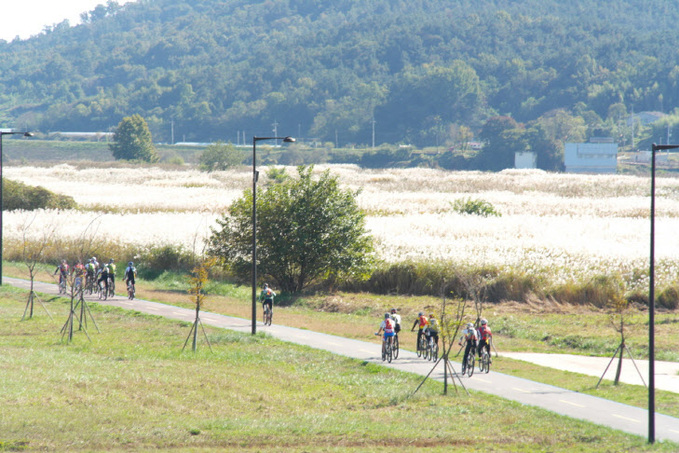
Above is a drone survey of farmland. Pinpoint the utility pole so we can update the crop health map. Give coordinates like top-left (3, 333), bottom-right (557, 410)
top-left (372, 118), bottom-right (376, 150)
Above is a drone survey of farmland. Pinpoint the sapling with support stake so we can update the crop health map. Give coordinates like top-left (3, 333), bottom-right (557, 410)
top-left (183, 257), bottom-right (217, 352)
top-left (597, 292), bottom-right (646, 388)
top-left (410, 282), bottom-right (469, 398)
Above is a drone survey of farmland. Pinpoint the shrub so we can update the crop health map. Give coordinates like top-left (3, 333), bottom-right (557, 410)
top-left (657, 286), bottom-right (679, 310)
top-left (2, 179), bottom-right (77, 211)
top-left (452, 197), bottom-right (501, 217)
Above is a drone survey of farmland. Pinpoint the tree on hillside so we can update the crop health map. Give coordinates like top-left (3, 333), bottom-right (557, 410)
top-left (198, 141), bottom-right (245, 172)
top-left (476, 116), bottom-right (525, 171)
top-left (208, 165), bottom-right (374, 292)
top-left (109, 114), bottom-right (159, 162)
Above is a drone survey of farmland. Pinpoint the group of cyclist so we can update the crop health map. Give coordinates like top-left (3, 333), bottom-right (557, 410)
top-left (257, 283), bottom-right (494, 372)
top-left (377, 309), bottom-right (492, 370)
top-left (459, 318), bottom-right (493, 372)
top-left (54, 257), bottom-right (137, 297)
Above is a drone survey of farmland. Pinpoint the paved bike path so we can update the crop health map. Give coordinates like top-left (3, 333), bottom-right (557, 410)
top-left (6, 276), bottom-right (679, 444)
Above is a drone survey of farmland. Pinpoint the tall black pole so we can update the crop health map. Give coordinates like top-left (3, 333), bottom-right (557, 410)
top-left (647, 143), bottom-right (679, 443)
top-left (649, 144), bottom-right (656, 443)
top-left (0, 134), bottom-right (3, 286)
top-left (250, 136), bottom-right (295, 335)
top-left (252, 137), bottom-right (258, 335)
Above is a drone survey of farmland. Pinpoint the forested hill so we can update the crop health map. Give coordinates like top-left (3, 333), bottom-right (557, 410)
top-left (1, 0), bottom-right (679, 147)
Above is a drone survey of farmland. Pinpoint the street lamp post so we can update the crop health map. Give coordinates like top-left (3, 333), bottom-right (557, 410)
top-left (0, 130), bottom-right (33, 286)
top-left (251, 135), bottom-right (295, 335)
top-left (648, 143), bottom-right (679, 443)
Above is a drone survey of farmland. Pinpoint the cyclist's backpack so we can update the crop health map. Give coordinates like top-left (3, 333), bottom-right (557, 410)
top-left (385, 318), bottom-right (393, 330)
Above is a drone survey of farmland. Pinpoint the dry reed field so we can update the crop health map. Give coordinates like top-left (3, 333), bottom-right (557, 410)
top-left (5, 164), bottom-right (679, 290)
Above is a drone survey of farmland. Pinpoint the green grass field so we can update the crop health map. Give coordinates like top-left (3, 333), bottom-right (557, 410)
top-left (2, 277), bottom-right (679, 451)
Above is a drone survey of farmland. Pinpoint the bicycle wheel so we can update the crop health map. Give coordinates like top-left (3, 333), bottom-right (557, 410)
top-left (393, 335), bottom-right (399, 359)
top-left (386, 340), bottom-right (392, 363)
top-left (483, 351), bottom-right (491, 373)
top-left (381, 341), bottom-right (387, 361)
top-left (416, 334), bottom-right (423, 357)
top-left (128, 284), bottom-right (135, 300)
top-left (108, 280), bottom-right (115, 297)
top-left (431, 341), bottom-right (439, 361)
top-left (98, 284), bottom-right (106, 300)
top-left (467, 354), bottom-right (475, 377)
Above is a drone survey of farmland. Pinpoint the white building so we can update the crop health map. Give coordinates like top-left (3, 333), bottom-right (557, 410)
top-left (564, 141), bottom-right (618, 174)
top-left (514, 151), bottom-right (537, 169)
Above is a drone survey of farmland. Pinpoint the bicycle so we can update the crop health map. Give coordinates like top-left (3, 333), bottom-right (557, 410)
top-left (428, 335), bottom-right (439, 362)
top-left (263, 304), bottom-right (273, 326)
top-left (479, 348), bottom-right (491, 374)
top-left (107, 277), bottom-right (115, 298)
top-left (85, 274), bottom-right (95, 295)
top-left (127, 282), bottom-right (135, 300)
top-left (58, 277), bottom-right (67, 295)
top-left (463, 349), bottom-right (475, 377)
top-left (376, 333), bottom-right (393, 363)
top-left (416, 331), bottom-right (427, 358)
top-left (97, 280), bottom-right (108, 301)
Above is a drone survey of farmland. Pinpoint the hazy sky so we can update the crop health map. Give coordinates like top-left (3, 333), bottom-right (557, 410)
top-left (0, 0), bottom-right (138, 42)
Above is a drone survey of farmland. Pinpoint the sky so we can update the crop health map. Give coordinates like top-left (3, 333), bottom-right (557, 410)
top-left (0, 0), bottom-right (138, 42)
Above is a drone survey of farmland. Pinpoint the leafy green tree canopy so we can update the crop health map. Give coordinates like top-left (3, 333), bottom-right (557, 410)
top-left (198, 141), bottom-right (245, 172)
top-left (109, 114), bottom-right (158, 162)
top-left (2, 179), bottom-right (77, 211)
top-left (208, 165), bottom-right (374, 292)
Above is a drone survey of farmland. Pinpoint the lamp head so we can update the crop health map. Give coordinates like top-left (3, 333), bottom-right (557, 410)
top-left (23, 132), bottom-right (34, 137)
top-left (282, 136), bottom-right (295, 143)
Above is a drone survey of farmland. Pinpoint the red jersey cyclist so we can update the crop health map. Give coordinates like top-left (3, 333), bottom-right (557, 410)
top-left (411, 312), bottom-right (429, 352)
top-left (477, 318), bottom-right (492, 362)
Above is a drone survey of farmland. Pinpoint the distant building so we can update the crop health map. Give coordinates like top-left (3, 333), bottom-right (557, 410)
top-left (514, 152), bottom-right (537, 169)
top-left (564, 140), bottom-right (618, 173)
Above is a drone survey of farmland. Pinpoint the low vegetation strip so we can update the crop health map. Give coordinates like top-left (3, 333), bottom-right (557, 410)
top-left (1, 288), bottom-right (674, 452)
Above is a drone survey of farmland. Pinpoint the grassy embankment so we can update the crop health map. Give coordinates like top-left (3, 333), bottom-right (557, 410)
top-left (1, 283), bottom-right (677, 452)
top-left (4, 261), bottom-right (679, 426)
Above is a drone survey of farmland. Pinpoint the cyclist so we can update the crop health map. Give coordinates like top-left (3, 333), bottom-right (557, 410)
top-left (459, 322), bottom-right (478, 373)
top-left (411, 311), bottom-right (429, 352)
top-left (376, 313), bottom-right (396, 350)
top-left (107, 258), bottom-right (117, 290)
top-left (390, 308), bottom-right (401, 334)
top-left (426, 312), bottom-right (439, 348)
top-left (54, 259), bottom-right (69, 289)
top-left (259, 283), bottom-right (276, 316)
top-left (125, 261), bottom-right (137, 291)
top-left (97, 263), bottom-right (110, 295)
top-left (477, 318), bottom-right (493, 362)
top-left (73, 259), bottom-right (85, 291)
top-left (85, 258), bottom-right (96, 290)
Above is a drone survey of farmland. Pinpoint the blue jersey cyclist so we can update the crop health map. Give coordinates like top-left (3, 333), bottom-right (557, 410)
top-left (376, 313), bottom-right (396, 343)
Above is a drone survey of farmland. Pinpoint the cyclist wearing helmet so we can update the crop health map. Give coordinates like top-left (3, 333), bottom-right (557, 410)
top-left (411, 312), bottom-right (429, 352)
top-left (389, 308), bottom-right (401, 334)
top-left (54, 259), bottom-right (69, 282)
top-left (108, 259), bottom-right (117, 288)
top-left (426, 313), bottom-right (439, 347)
top-left (97, 263), bottom-right (110, 295)
top-left (376, 313), bottom-right (396, 340)
top-left (477, 318), bottom-right (493, 362)
top-left (124, 261), bottom-right (137, 287)
top-left (259, 283), bottom-right (276, 315)
top-left (459, 322), bottom-right (478, 373)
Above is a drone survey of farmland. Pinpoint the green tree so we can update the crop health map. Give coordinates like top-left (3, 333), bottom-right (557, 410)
top-left (109, 114), bottom-right (158, 162)
top-left (198, 141), bottom-right (245, 172)
top-left (208, 166), bottom-right (374, 292)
